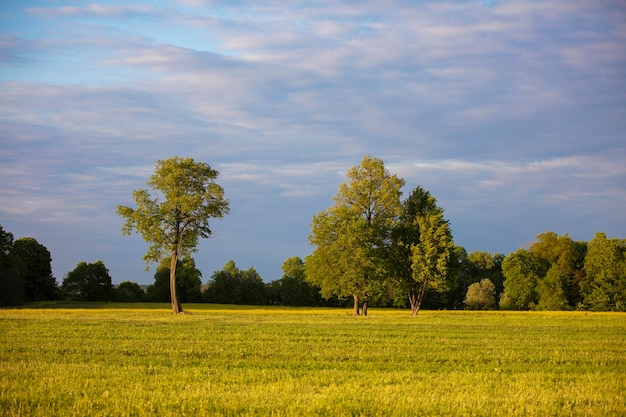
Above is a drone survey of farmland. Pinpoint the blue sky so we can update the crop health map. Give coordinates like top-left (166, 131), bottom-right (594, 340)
top-left (1, 0), bottom-right (625, 285)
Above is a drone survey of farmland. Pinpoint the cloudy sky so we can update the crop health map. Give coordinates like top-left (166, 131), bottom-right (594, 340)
top-left (1, 0), bottom-right (625, 285)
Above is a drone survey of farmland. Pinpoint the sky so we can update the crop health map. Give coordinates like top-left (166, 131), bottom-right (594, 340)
top-left (1, 0), bottom-right (625, 285)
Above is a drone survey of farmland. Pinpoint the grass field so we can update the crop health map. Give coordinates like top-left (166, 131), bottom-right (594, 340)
top-left (1, 304), bottom-right (625, 416)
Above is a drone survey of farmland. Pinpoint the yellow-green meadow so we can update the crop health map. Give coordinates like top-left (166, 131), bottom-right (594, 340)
top-left (1, 305), bottom-right (625, 416)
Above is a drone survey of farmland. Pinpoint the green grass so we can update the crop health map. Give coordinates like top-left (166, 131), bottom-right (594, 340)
top-left (1, 305), bottom-right (625, 416)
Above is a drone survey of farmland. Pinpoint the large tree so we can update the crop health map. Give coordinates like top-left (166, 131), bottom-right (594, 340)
top-left (117, 157), bottom-right (229, 313)
top-left (11, 237), bottom-right (58, 301)
top-left (500, 249), bottom-right (547, 310)
top-left (582, 232), bottom-right (626, 311)
top-left (276, 257), bottom-right (322, 306)
top-left (388, 186), bottom-right (454, 315)
top-left (529, 231), bottom-right (586, 309)
top-left (409, 209), bottom-right (454, 316)
top-left (0, 225), bottom-right (23, 306)
top-left (306, 155), bottom-right (404, 315)
top-left (61, 260), bottom-right (114, 302)
top-left (204, 260), bottom-right (266, 305)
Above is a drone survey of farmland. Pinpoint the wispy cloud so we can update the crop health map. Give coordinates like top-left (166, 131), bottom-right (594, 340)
top-left (1, 0), bottom-right (624, 281)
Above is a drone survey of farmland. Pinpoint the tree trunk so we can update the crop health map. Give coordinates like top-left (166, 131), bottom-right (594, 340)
top-left (408, 289), bottom-right (418, 315)
top-left (362, 300), bottom-right (368, 316)
top-left (353, 294), bottom-right (360, 316)
top-left (411, 278), bottom-right (429, 317)
top-left (170, 251), bottom-right (183, 314)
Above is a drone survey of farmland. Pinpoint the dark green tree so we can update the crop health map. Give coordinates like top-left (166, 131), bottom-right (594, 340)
top-left (500, 249), bottom-right (547, 310)
top-left (147, 258), bottom-right (202, 303)
top-left (409, 209), bottom-right (454, 316)
top-left (117, 156), bottom-right (229, 314)
top-left (115, 281), bottom-right (146, 302)
top-left (11, 237), bottom-right (57, 301)
top-left (388, 186), bottom-right (454, 315)
top-left (0, 225), bottom-right (23, 306)
top-left (275, 257), bottom-right (322, 306)
top-left (204, 261), bottom-right (266, 305)
top-left (62, 260), bottom-right (114, 302)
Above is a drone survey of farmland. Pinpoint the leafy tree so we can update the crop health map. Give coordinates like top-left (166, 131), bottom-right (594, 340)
top-left (62, 260), bottom-right (114, 302)
top-left (306, 155), bottom-right (404, 315)
top-left (115, 281), bottom-right (146, 302)
top-left (0, 225), bottom-right (23, 306)
top-left (464, 278), bottom-right (496, 310)
top-left (582, 233), bottom-right (626, 311)
top-left (529, 231), bottom-right (585, 309)
top-left (500, 249), bottom-right (547, 310)
top-left (204, 260), bottom-right (266, 305)
top-left (536, 267), bottom-right (568, 310)
top-left (11, 237), bottom-right (58, 301)
top-left (274, 257), bottom-right (322, 306)
top-left (387, 186), bottom-right (454, 315)
top-left (117, 157), bottom-right (229, 313)
top-left (409, 209), bottom-right (454, 316)
top-left (147, 258), bottom-right (202, 303)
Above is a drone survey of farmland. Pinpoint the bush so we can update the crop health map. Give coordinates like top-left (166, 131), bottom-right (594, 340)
top-left (464, 278), bottom-right (496, 310)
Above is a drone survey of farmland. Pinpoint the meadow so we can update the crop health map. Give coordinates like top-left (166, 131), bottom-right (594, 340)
top-left (1, 304), bottom-right (625, 416)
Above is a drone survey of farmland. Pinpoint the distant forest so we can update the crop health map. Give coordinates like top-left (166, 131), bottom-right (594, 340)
top-left (2, 224), bottom-right (625, 311)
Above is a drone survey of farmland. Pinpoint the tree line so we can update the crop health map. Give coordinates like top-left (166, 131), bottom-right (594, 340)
top-left (2, 155), bottom-right (624, 311)
top-left (1, 223), bottom-right (624, 312)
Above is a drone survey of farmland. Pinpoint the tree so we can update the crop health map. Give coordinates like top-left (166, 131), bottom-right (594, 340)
top-left (529, 231), bottom-right (585, 309)
top-left (115, 281), bottom-right (146, 302)
top-left (536, 267), bottom-right (568, 310)
top-left (147, 258), bottom-right (202, 303)
top-left (117, 157), bottom-right (229, 313)
top-left (409, 209), bottom-right (454, 316)
top-left (306, 155), bottom-right (404, 315)
top-left (0, 225), bottom-right (23, 306)
top-left (11, 237), bottom-right (58, 301)
top-left (203, 260), bottom-right (266, 305)
top-left (62, 260), bottom-right (114, 302)
top-left (275, 257), bottom-right (322, 306)
top-left (388, 186), bottom-right (454, 315)
top-left (464, 278), bottom-right (496, 310)
top-left (499, 249), bottom-right (547, 310)
top-left (582, 233), bottom-right (626, 311)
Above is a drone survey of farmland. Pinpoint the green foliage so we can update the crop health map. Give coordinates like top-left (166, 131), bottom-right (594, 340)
top-left (117, 156), bottom-right (229, 313)
top-left (464, 278), bottom-right (496, 310)
top-left (530, 231), bottom-right (586, 309)
top-left (204, 260), bottom-right (266, 305)
top-left (500, 249), bottom-right (547, 310)
top-left (61, 260), bottom-right (114, 302)
top-left (536, 267), bottom-right (569, 311)
top-left (409, 209), bottom-right (454, 315)
top-left (582, 232), bottom-right (626, 311)
top-left (272, 257), bottom-right (323, 306)
top-left (0, 225), bottom-right (23, 306)
top-left (306, 155), bottom-right (404, 314)
top-left (1, 307), bottom-right (625, 416)
top-left (147, 258), bottom-right (202, 303)
top-left (115, 281), bottom-right (146, 302)
top-left (10, 237), bottom-right (58, 301)
top-left (389, 186), bottom-right (452, 312)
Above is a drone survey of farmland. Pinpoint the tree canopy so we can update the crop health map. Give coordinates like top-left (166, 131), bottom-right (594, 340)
top-left (117, 156), bottom-right (229, 313)
top-left (62, 260), bottom-right (114, 302)
top-left (11, 237), bottom-right (57, 302)
top-left (306, 155), bottom-right (405, 315)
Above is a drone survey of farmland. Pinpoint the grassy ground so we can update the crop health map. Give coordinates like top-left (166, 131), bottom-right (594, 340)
top-left (1, 304), bottom-right (625, 416)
